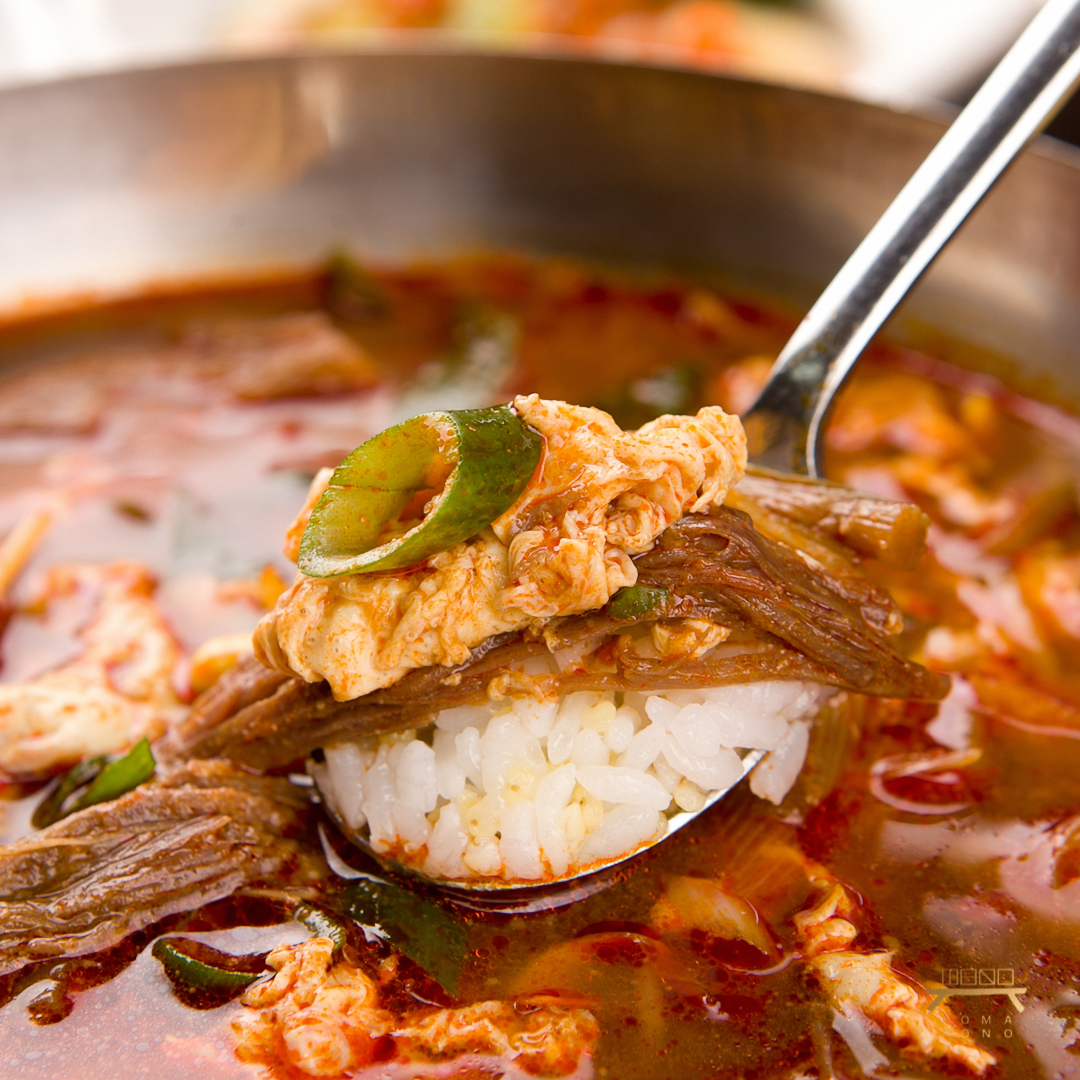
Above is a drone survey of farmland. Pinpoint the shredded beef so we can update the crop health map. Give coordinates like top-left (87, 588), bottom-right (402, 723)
top-left (0, 763), bottom-right (307, 977)
top-left (168, 508), bottom-right (947, 771)
top-left (728, 469), bottom-right (930, 570)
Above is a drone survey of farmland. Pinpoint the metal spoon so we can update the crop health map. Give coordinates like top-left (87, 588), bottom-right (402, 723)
top-left (747, 0), bottom-right (1080, 477)
top-left (322, 0), bottom-right (1080, 899)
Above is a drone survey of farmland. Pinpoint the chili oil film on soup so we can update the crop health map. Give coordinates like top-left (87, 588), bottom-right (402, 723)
top-left (0, 253), bottom-right (1078, 1080)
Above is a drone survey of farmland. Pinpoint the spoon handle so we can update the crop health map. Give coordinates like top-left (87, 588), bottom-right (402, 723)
top-left (746, 0), bottom-right (1080, 477)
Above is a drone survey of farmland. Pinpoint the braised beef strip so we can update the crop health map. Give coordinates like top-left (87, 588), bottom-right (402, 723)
top-left (0, 761), bottom-right (309, 978)
top-left (167, 506), bottom-right (947, 771)
top-left (727, 468), bottom-right (929, 570)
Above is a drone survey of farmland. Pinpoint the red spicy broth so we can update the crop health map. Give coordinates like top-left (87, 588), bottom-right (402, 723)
top-left (1, 253), bottom-right (1079, 1078)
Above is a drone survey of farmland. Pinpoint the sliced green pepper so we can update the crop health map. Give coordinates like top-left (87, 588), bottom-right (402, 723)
top-left (32, 739), bottom-right (156, 829)
top-left (607, 584), bottom-right (671, 621)
top-left (295, 904), bottom-right (348, 955)
top-left (340, 876), bottom-right (469, 996)
top-left (151, 938), bottom-right (263, 994)
top-left (299, 404), bottom-right (543, 577)
top-left (71, 738), bottom-right (155, 813)
top-left (32, 756), bottom-right (105, 829)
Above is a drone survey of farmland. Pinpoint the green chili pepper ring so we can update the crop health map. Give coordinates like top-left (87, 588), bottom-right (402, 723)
top-left (32, 738), bottom-right (156, 829)
top-left (295, 904), bottom-right (348, 955)
top-left (607, 584), bottom-right (671, 621)
top-left (152, 939), bottom-right (263, 994)
top-left (75, 738), bottom-right (155, 812)
top-left (299, 404), bottom-right (543, 577)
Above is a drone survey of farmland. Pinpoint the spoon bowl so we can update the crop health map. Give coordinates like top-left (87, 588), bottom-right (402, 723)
top-left (314, 751), bottom-right (766, 898)
top-left (319, 0), bottom-right (1080, 896)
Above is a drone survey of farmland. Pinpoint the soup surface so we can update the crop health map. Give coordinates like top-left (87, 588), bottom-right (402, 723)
top-left (1, 254), bottom-right (1080, 1079)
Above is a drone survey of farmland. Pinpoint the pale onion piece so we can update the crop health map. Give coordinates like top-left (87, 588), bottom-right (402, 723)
top-left (925, 674), bottom-right (977, 751)
top-left (867, 747), bottom-right (980, 816)
top-left (651, 875), bottom-right (778, 959)
top-left (749, 720), bottom-right (811, 805)
top-left (324, 742), bottom-right (368, 831)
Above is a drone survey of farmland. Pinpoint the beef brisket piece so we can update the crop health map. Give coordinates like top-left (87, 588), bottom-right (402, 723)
top-left (0, 761), bottom-right (309, 978)
top-left (167, 507), bottom-right (947, 771)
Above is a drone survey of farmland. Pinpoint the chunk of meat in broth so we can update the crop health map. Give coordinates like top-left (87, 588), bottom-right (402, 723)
top-left (182, 312), bottom-right (382, 400)
top-left (0, 562), bottom-right (183, 775)
top-left (0, 761), bottom-right (308, 978)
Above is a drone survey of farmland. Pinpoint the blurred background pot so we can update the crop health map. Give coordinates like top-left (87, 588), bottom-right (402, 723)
top-left (1, 51), bottom-right (1079, 403)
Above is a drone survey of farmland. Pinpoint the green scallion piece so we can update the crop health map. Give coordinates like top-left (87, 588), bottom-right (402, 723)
top-left (31, 738), bottom-right (156, 829)
top-left (31, 756), bottom-right (106, 829)
top-left (607, 584), bottom-right (671, 621)
top-left (152, 938), bottom-right (262, 994)
top-left (341, 876), bottom-right (468, 996)
top-left (299, 404), bottom-right (543, 577)
top-left (295, 904), bottom-right (348, 955)
top-left (71, 738), bottom-right (155, 813)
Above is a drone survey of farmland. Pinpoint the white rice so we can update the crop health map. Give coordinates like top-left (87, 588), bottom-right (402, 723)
top-left (313, 681), bottom-right (827, 882)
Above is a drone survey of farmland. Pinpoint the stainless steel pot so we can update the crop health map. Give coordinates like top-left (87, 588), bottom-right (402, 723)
top-left (1, 50), bottom-right (1079, 399)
